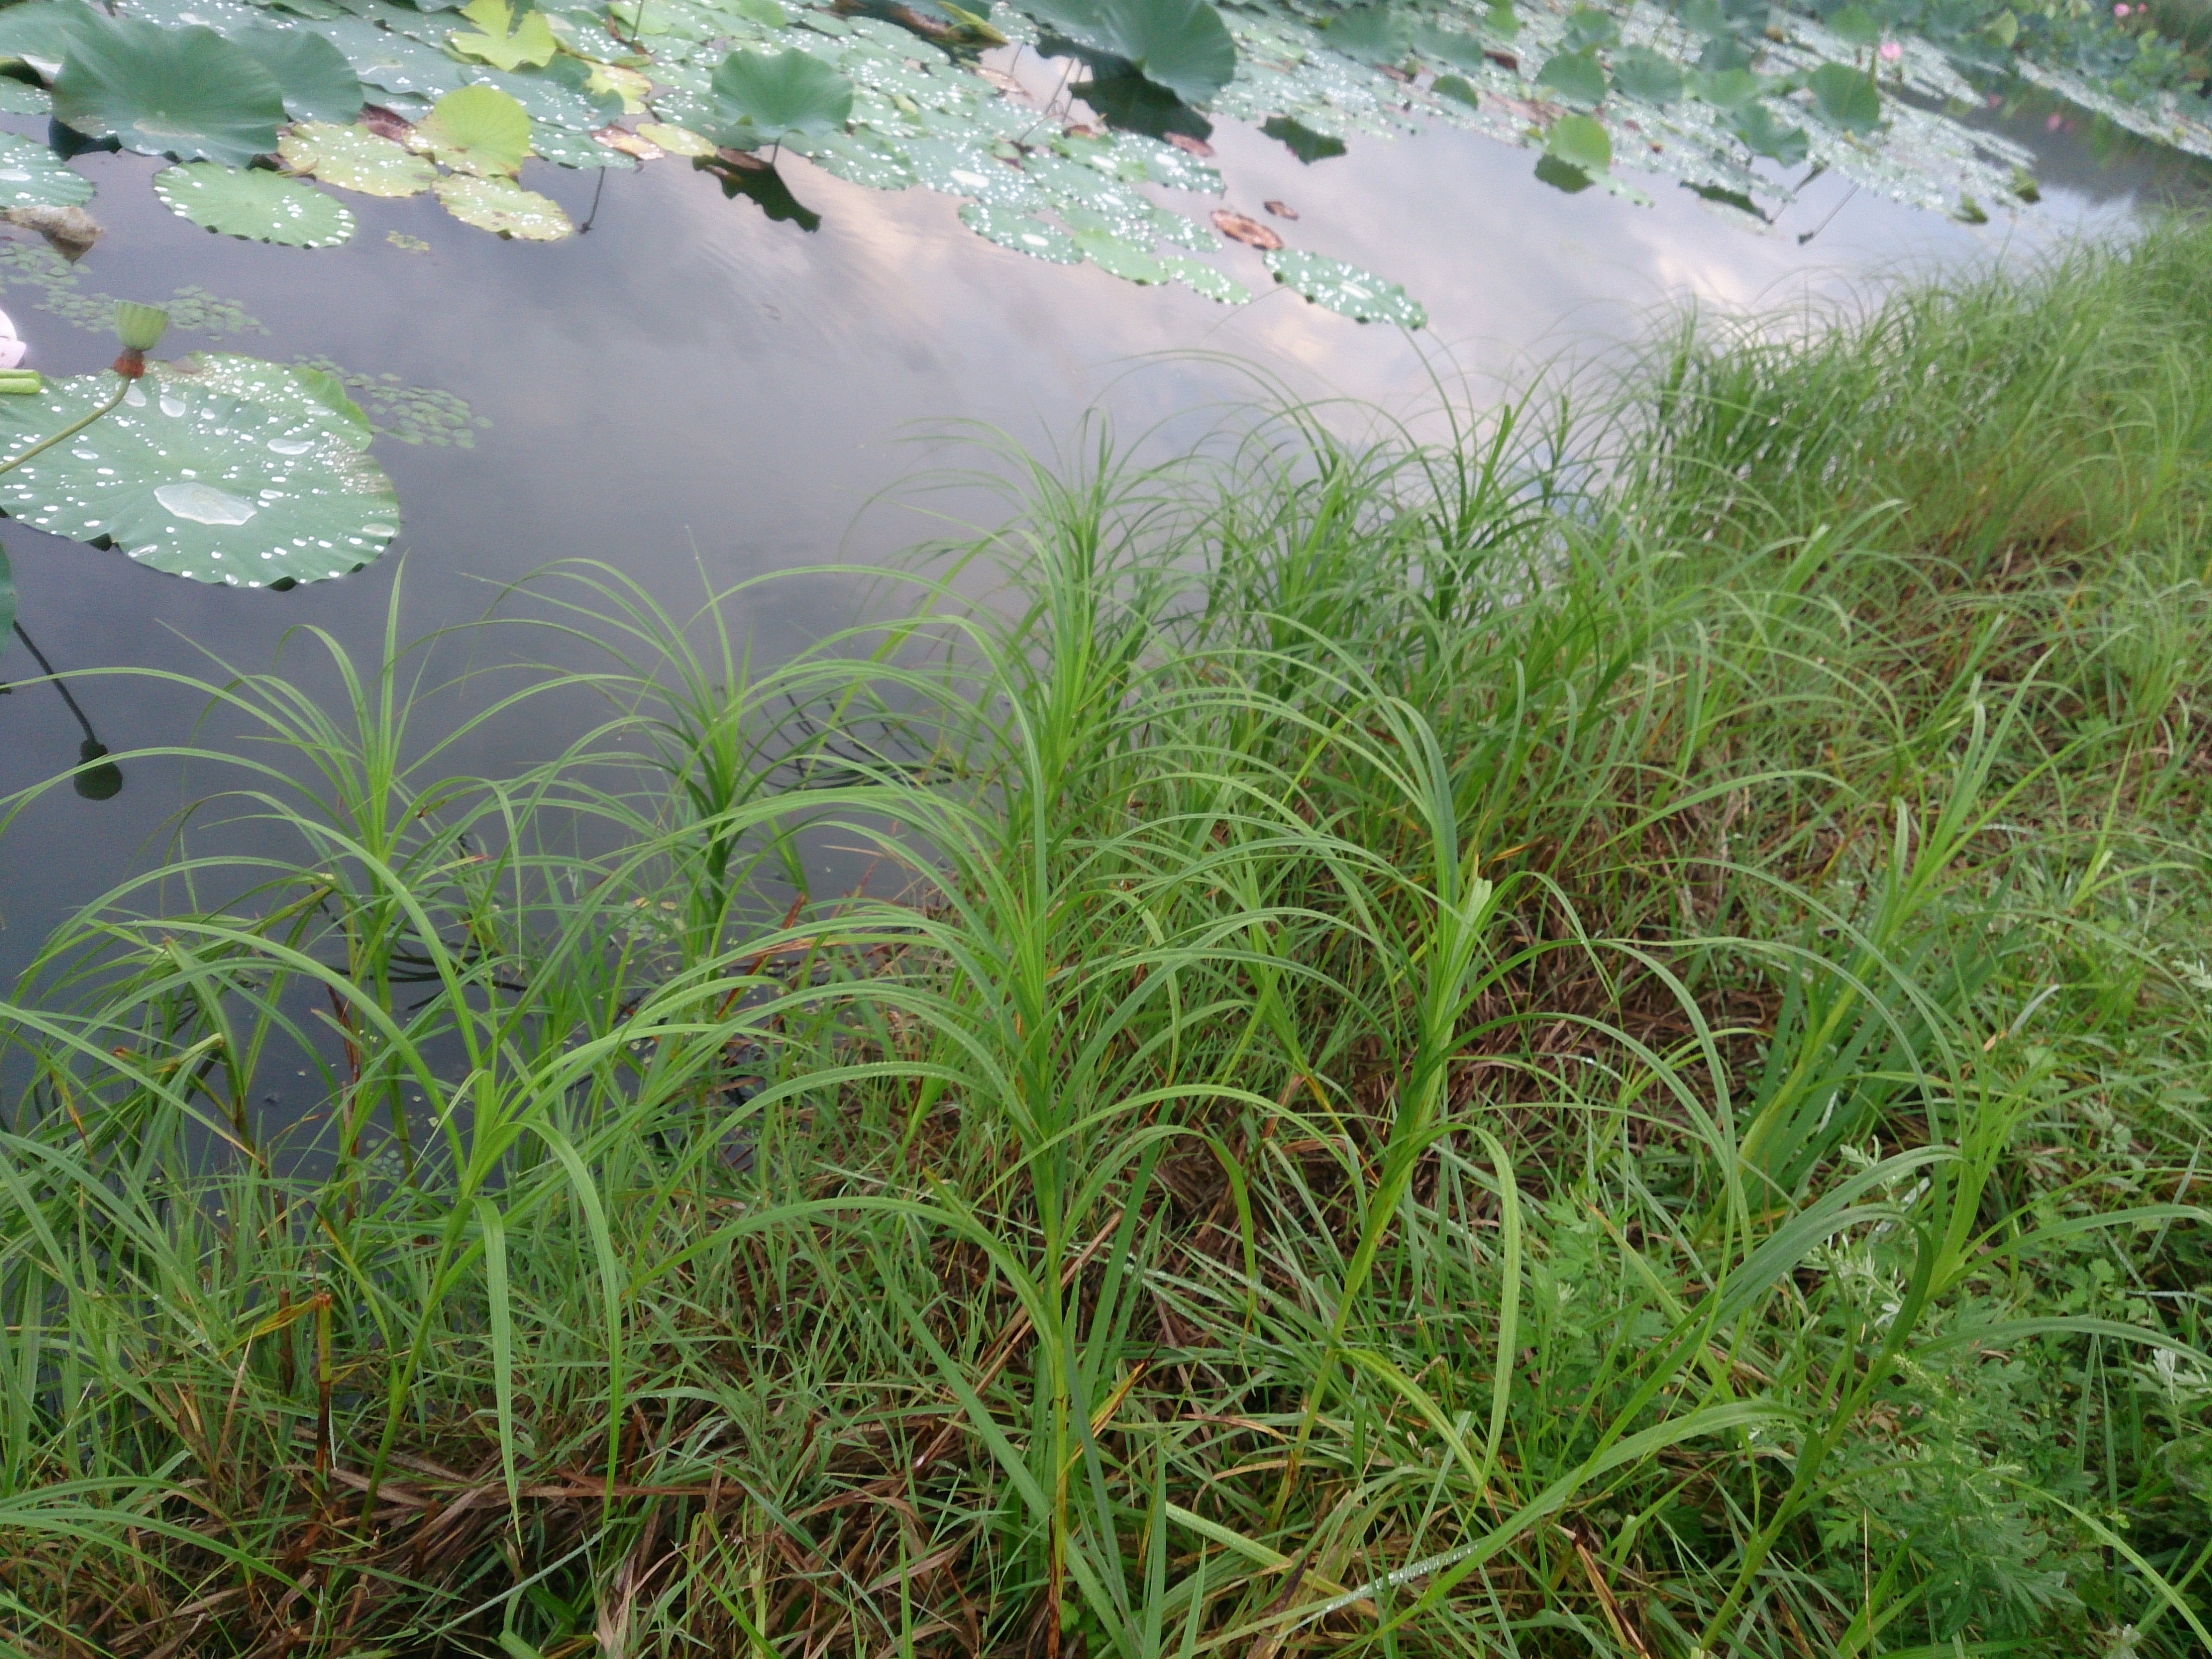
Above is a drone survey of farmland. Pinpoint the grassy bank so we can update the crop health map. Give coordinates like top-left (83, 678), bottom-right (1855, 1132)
top-left (3, 221), bottom-right (2211, 1658)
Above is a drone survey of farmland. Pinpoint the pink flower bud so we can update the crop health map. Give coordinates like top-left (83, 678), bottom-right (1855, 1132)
top-left (1878, 39), bottom-right (1902, 58)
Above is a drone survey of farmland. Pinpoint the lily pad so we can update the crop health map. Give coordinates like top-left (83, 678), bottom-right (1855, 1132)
top-left (0, 355), bottom-right (401, 587)
top-left (1610, 46), bottom-right (1685, 105)
top-left (434, 172), bottom-right (571, 237)
top-left (231, 24), bottom-right (366, 124)
top-left (1159, 252), bottom-right (1246, 303)
top-left (1074, 227), bottom-right (1164, 282)
top-left (1262, 248), bottom-right (1425, 327)
top-left (316, 18), bottom-right (467, 99)
top-left (1807, 62), bottom-right (1882, 136)
top-left (1533, 49), bottom-right (1606, 107)
top-left (1020, 0), bottom-right (1233, 105)
top-left (0, 131), bottom-right (94, 211)
top-left (53, 17), bottom-right (288, 167)
top-left (708, 46), bottom-right (853, 144)
top-left (0, 3), bottom-right (101, 78)
top-left (154, 162), bottom-right (356, 246)
top-left (959, 200), bottom-right (1079, 262)
top-left (1545, 111), bottom-right (1610, 174)
top-left (0, 77), bottom-right (51, 115)
top-left (636, 119), bottom-right (716, 155)
top-left (278, 120), bottom-right (437, 195)
top-left (417, 84), bottom-right (533, 174)
top-left (451, 0), bottom-right (559, 69)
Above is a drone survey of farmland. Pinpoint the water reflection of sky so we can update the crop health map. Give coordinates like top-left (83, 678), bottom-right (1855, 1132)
top-left (0, 98), bottom-right (2191, 977)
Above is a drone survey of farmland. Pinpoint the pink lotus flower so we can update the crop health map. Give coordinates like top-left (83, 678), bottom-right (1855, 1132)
top-left (2046, 111), bottom-right (2066, 129)
top-left (1878, 39), bottom-right (1903, 58)
top-left (2113, 4), bottom-right (2131, 16)
top-left (0, 309), bottom-right (24, 371)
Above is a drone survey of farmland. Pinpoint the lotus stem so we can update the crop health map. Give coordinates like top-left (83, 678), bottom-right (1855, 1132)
top-left (0, 372), bottom-right (132, 482)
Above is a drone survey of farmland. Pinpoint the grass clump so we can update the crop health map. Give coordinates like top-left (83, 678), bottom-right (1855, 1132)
top-left (3, 222), bottom-right (2212, 1657)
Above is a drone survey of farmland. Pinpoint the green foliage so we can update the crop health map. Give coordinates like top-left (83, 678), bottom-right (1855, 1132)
top-left (0, 354), bottom-right (397, 585)
top-left (1534, 45), bottom-right (1609, 102)
top-left (276, 120), bottom-right (437, 196)
top-left (1018, 0), bottom-right (1236, 103)
top-left (0, 130), bottom-right (94, 212)
top-left (1807, 59), bottom-right (1884, 133)
top-left (228, 22), bottom-right (363, 124)
top-left (449, 0), bottom-right (559, 71)
top-left (415, 83), bottom-right (533, 175)
top-left (431, 171), bottom-right (572, 237)
top-left (152, 161), bottom-right (355, 247)
top-left (707, 45), bottom-right (854, 145)
top-left (1546, 108), bottom-right (1612, 170)
top-left (53, 16), bottom-right (287, 166)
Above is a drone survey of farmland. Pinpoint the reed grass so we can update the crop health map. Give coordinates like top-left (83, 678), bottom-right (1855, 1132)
top-left (4, 222), bottom-right (2212, 1657)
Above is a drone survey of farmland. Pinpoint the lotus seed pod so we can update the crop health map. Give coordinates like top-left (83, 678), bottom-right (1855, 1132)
top-left (113, 301), bottom-right (170, 353)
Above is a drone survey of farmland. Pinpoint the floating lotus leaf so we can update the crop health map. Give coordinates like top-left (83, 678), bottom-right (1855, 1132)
top-left (0, 77), bottom-right (50, 114)
top-left (793, 126), bottom-right (914, 188)
top-left (1073, 227), bottom-right (1164, 283)
top-left (462, 57), bottom-right (622, 133)
top-left (115, 0), bottom-right (267, 31)
top-left (1731, 99), bottom-right (1808, 165)
top-left (54, 17), bottom-right (288, 166)
top-left (1807, 62), bottom-right (1882, 135)
top-left (417, 84), bottom-right (533, 174)
top-left (278, 120), bottom-right (437, 196)
top-left (434, 172), bottom-right (571, 237)
top-left (636, 119), bottom-right (716, 155)
top-left (532, 125), bottom-right (637, 168)
top-left (1160, 253), bottom-right (1246, 303)
top-left (0, 131), bottom-right (94, 211)
top-left (1610, 46), bottom-right (1685, 104)
top-left (1327, 4), bottom-right (1406, 65)
top-left (231, 24), bottom-right (365, 124)
top-left (1433, 72), bottom-right (1481, 109)
top-left (1262, 248), bottom-right (1425, 327)
top-left (905, 137), bottom-right (1036, 206)
top-left (708, 47), bottom-right (853, 144)
top-left (154, 161), bottom-right (356, 246)
top-left (958, 200), bottom-right (1078, 262)
top-left (1019, 0), bottom-right (1232, 105)
top-left (450, 0), bottom-right (559, 71)
top-left (1533, 48), bottom-right (1606, 107)
top-left (317, 18), bottom-right (466, 98)
top-left (1545, 111), bottom-right (1611, 174)
top-left (0, 355), bottom-right (400, 587)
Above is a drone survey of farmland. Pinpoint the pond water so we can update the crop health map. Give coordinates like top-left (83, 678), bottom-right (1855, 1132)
top-left (0, 84), bottom-right (2202, 983)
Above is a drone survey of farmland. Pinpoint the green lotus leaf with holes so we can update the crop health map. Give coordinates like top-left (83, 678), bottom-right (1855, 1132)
top-left (0, 355), bottom-right (400, 588)
top-left (1018, 0), bottom-right (1234, 104)
top-left (53, 17), bottom-right (288, 167)
top-left (154, 162), bottom-right (356, 247)
top-left (707, 48), bottom-right (853, 147)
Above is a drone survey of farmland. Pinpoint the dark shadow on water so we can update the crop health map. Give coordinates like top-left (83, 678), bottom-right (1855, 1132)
top-left (5, 619), bottom-right (123, 801)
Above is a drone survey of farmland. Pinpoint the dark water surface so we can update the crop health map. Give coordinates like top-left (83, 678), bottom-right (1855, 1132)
top-left (0, 95), bottom-right (2199, 981)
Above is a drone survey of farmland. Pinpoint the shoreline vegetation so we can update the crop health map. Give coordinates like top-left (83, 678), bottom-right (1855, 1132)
top-left (4, 221), bottom-right (2212, 1657)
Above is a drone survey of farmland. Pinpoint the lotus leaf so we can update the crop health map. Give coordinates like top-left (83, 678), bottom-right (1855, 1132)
top-left (1019, 0), bottom-right (1233, 105)
top-left (1731, 99), bottom-right (1808, 164)
top-left (1559, 6), bottom-right (1618, 49)
top-left (1545, 111), bottom-right (1610, 173)
top-left (279, 121), bottom-right (437, 196)
top-left (434, 172), bottom-right (571, 237)
top-left (54, 18), bottom-right (288, 167)
top-left (636, 119), bottom-right (716, 155)
top-left (0, 2), bottom-right (101, 77)
top-left (1532, 151), bottom-right (1592, 192)
top-left (1690, 66), bottom-right (1759, 108)
top-left (1262, 248), bottom-right (1425, 327)
top-left (958, 201), bottom-right (1079, 262)
top-left (1827, 3), bottom-right (1882, 46)
top-left (451, 0), bottom-right (559, 71)
top-left (1260, 115), bottom-right (1346, 163)
top-left (1807, 62), bottom-right (1882, 134)
top-left (1414, 24), bottom-right (1488, 72)
top-left (1159, 253), bottom-right (1245, 303)
top-left (1610, 46), bottom-right (1684, 104)
top-left (0, 131), bottom-right (94, 211)
top-left (154, 162), bottom-right (356, 246)
top-left (1533, 49), bottom-right (1606, 107)
top-left (1073, 227), bottom-right (1164, 282)
top-left (1327, 4), bottom-right (1406, 65)
top-left (532, 125), bottom-right (637, 168)
top-left (417, 84), bottom-right (533, 173)
top-left (0, 77), bottom-right (50, 114)
top-left (1432, 72), bottom-right (1479, 108)
top-left (708, 47), bottom-right (853, 144)
top-left (902, 137), bottom-right (1034, 205)
top-left (231, 25), bottom-right (365, 124)
top-left (317, 19), bottom-right (466, 99)
top-left (467, 56), bottom-right (623, 132)
top-left (0, 355), bottom-right (400, 587)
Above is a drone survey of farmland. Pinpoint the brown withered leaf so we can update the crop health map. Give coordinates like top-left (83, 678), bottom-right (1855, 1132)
top-left (1262, 198), bottom-right (1298, 219)
top-left (1210, 208), bottom-right (1283, 250)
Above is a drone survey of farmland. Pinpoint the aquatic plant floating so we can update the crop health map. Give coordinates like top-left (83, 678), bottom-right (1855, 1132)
top-left (278, 121), bottom-right (439, 196)
top-left (449, 0), bottom-right (560, 71)
top-left (153, 161), bottom-right (356, 246)
top-left (415, 84), bottom-right (534, 174)
top-left (0, 132), bottom-right (95, 214)
top-left (229, 24), bottom-right (365, 124)
top-left (51, 17), bottom-right (288, 166)
top-left (431, 172), bottom-right (572, 237)
top-left (1016, 0), bottom-right (1236, 104)
top-left (707, 46), bottom-right (855, 146)
top-left (0, 354), bottom-right (401, 587)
